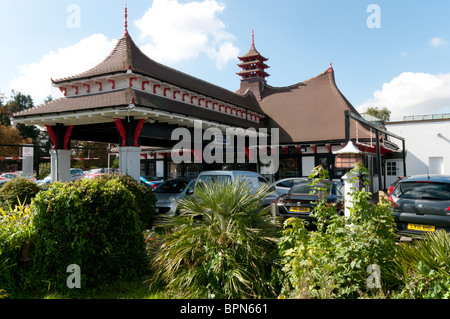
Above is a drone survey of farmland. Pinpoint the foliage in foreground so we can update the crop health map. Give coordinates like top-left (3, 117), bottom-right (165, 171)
top-left (0, 200), bottom-right (34, 297)
top-left (0, 177), bottom-right (41, 211)
top-left (30, 178), bottom-right (148, 291)
top-left (388, 230), bottom-right (450, 299)
top-left (278, 164), bottom-right (398, 299)
top-left (149, 180), bottom-right (281, 299)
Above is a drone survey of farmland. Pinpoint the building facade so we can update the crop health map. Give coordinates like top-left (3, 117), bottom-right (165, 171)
top-left (11, 8), bottom-right (403, 191)
top-left (387, 113), bottom-right (450, 179)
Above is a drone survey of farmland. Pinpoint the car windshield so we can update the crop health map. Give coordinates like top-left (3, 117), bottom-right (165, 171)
top-left (155, 179), bottom-right (191, 193)
top-left (393, 181), bottom-right (450, 200)
top-left (290, 182), bottom-right (332, 195)
top-left (197, 175), bottom-right (232, 184)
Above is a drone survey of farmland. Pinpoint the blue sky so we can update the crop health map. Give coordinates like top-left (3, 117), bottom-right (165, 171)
top-left (1, 0), bottom-right (450, 121)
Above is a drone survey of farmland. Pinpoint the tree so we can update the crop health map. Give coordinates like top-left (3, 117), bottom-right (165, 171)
top-left (4, 91), bottom-right (40, 144)
top-left (365, 106), bottom-right (391, 122)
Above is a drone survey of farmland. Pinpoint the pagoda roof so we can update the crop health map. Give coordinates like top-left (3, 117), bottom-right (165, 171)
top-left (52, 32), bottom-right (263, 114)
top-left (12, 88), bottom-right (265, 129)
top-left (259, 66), bottom-right (374, 144)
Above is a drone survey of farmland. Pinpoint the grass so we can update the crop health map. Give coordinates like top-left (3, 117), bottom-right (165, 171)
top-left (14, 276), bottom-right (167, 299)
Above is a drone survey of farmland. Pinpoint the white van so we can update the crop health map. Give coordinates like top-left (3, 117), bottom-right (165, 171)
top-left (195, 170), bottom-right (279, 206)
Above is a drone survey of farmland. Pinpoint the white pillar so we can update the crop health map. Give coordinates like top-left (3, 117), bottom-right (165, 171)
top-left (119, 146), bottom-right (141, 182)
top-left (342, 170), bottom-right (358, 219)
top-left (50, 149), bottom-right (71, 183)
top-left (22, 145), bottom-right (34, 177)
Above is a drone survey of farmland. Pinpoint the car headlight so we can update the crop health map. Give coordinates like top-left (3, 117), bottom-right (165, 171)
top-left (168, 196), bottom-right (178, 203)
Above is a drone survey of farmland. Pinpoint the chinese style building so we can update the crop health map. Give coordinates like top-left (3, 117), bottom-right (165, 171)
top-left (11, 7), bottom-right (403, 191)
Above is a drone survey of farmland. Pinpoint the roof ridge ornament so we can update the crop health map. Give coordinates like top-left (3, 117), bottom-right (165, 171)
top-left (252, 29), bottom-right (255, 47)
top-left (124, 4), bottom-right (128, 35)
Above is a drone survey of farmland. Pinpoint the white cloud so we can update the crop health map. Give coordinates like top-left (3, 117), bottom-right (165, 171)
top-left (134, 0), bottom-right (239, 69)
top-left (9, 34), bottom-right (116, 104)
top-left (357, 72), bottom-right (450, 121)
top-left (430, 37), bottom-right (447, 48)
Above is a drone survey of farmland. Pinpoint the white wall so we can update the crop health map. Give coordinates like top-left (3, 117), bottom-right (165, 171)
top-left (386, 120), bottom-right (450, 176)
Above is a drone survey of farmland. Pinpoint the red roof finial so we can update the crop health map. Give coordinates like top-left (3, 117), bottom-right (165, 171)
top-left (124, 4), bottom-right (128, 34)
top-left (252, 29), bottom-right (255, 46)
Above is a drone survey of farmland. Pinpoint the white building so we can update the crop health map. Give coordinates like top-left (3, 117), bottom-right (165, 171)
top-left (386, 113), bottom-right (450, 177)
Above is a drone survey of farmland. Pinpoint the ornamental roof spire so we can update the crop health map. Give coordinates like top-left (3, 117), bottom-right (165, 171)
top-left (124, 4), bottom-right (128, 35)
top-left (237, 29), bottom-right (270, 82)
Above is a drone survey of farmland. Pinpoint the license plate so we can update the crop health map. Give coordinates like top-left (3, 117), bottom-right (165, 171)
top-left (407, 223), bottom-right (435, 232)
top-left (290, 207), bottom-right (310, 213)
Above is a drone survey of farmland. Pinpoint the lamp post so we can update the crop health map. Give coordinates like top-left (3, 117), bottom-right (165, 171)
top-left (333, 141), bottom-right (365, 219)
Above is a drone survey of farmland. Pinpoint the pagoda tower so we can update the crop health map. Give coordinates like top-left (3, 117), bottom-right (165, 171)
top-left (236, 30), bottom-right (270, 100)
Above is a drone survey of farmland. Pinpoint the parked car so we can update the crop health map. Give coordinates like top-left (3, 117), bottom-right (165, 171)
top-left (82, 173), bottom-right (106, 180)
top-left (196, 170), bottom-right (279, 206)
top-left (273, 180), bottom-right (345, 220)
top-left (140, 176), bottom-right (164, 189)
top-left (154, 177), bottom-right (196, 216)
top-left (389, 174), bottom-right (450, 235)
top-left (386, 176), bottom-right (404, 195)
top-left (70, 168), bottom-right (85, 181)
top-left (271, 177), bottom-right (309, 195)
top-left (0, 172), bottom-right (36, 181)
top-left (36, 168), bottom-right (86, 185)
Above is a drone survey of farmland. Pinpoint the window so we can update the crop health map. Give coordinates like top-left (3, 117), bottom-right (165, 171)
top-left (393, 182), bottom-right (450, 200)
top-left (386, 161), bottom-right (397, 176)
top-left (197, 175), bottom-right (232, 185)
top-left (154, 179), bottom-right (191, 194)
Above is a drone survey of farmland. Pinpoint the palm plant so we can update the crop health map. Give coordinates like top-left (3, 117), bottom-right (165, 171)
top-left (148, 179), bottom-right (280, 299)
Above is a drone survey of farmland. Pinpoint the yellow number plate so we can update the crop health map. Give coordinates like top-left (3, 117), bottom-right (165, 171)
top-left (407, 223), bottom-right (435, 232)
top-left (290, 207), bottom-right (310, 213)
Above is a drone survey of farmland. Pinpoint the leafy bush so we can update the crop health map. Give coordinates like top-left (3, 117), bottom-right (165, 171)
top-left (99, 174), bottom-right (156, 229)
top-left (0, 200), bottom-right (35, 297)
top-left (149, 180), bottom-right (280, 299)
top-left (388, 230), bottom-right (450, 298)
top-left (278, 164), bottom-right (397, 299)
top-left (0, 177), bottom-right (41, 211)
top-left (30, 178), bottom-right (147, 291)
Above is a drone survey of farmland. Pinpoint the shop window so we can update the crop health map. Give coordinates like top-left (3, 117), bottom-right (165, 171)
top-left (279, 157), bottom-right (299, 178)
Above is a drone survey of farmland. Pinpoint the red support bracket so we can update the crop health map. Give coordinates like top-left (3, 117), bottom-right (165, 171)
top-left (129, 77), bottom-right (137, 87)
top-left (108, 79), bottom-right (116, 89)
top-left (153, 84), bottom-right (161, 94)
top-left (71, 85), bottom-right (79, 95)
top-left (164, 88), bottom-right (171, 97)
top-left (95, 81), bottom-right (103, 92)
top-left (45, 125), bottom-right (57, 150)
top-left (133, 119), bottom-right (146, 147)
top-left (114, 119), bottom-right (127, 147)
top-left (182, 93), bottom-right (189, 102)
top-left (142, 80), bottom-right (150, 90)
top-left (63, 125), bottom-right (74, 150)
top-left (59, 87), bottom-right (67, 96)
top-left (173, 90), bottom-right (180, 99)
top-left (83, 83), bottom-right (90, 93)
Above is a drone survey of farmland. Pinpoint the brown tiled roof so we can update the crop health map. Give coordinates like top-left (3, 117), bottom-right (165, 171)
top-left (52, 33), bottom-right (263, 113)
top-left (259, 67), bottom-right (374, 144)
top-left (12, 88), bottom-right (264, 129)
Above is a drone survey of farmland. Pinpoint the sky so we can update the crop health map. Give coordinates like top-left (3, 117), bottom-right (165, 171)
top-left (1, 0), bottom-right (450, 121)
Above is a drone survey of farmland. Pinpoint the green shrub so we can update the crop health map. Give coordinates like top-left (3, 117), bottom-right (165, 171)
top-left (30, 178), bottom-right (147, 291)
top-left (388, 230), bottom-right (450, 298)
top-left (99, 174), bottom-right (156, 229)
top-left (278, 164), bottom-right (398, 299)
top-left (0, 200), bottom-right (35, 297)
top-left (0, 177), bottom-right (41, 211)
top-left (149, 180), bottom-right (280, 299)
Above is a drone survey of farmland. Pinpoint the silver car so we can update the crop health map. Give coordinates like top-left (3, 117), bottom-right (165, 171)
top-left (154, 177), bottom-right (196, 216)
top-left (270, 177), bottom-right (309, 195)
